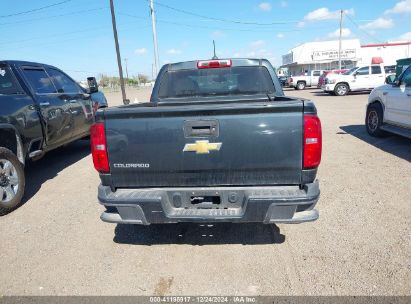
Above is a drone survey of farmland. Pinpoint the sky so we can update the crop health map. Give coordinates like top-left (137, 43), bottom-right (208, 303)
top-left (1, 0), bottom-right (411, 80)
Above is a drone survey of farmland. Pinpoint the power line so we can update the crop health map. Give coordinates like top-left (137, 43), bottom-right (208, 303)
top-left (0, 0), bottom-right (73, 18)
top-left (0, 7), bottom-right (107, 26)
top-left (119, 12), bottom-right (329, 33)
top-left (148, 1), bottom-right (376, 28)
top-left (4, 22), bottom-right (110, 45)
top-left (1, 22), bottom-right (150, 52)
top-left (345, 14), bottom-right (384, 44)
top-left (145, 0), bottom-right (299, 26)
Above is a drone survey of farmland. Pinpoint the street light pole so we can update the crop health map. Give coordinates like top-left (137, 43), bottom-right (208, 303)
top-left (149, 0), bottom-right (159, 78)
top-left (338, 9), bottom-right (343, 70)
top-left (109, 0), bottom-right (128, 104)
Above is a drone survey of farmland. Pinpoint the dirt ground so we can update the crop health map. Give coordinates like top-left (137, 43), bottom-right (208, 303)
top-left (0, 86), bottom-right (410, 296)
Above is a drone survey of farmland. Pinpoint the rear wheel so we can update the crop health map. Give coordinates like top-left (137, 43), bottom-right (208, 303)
top-left (366, 103), bottom-right (385, 137)
top-left (334, 83), bottom-right (349, 96)
top-left (0, 148), bottom-right (25, 215)
top-left (296, 82), bottom-right (306, 90)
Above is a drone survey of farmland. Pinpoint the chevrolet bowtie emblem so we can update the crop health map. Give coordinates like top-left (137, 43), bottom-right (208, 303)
top-left (183, 140), bottom-right (222, 154)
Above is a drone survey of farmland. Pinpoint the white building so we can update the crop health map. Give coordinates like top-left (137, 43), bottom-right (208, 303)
top-left (360, 42), bottom-right (411, 66)
top-left (281, 39), bottom-right (411, 76)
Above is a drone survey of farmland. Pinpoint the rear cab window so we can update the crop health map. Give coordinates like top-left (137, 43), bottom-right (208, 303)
top-left (0, 64), bottom-right (23, 95)
top-left (158, 66), bottom-right (275, 100)
top-left (22, 68), bottom-right (56, 94)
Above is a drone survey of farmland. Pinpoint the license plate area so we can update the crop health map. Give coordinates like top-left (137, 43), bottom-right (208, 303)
top-left (166, 190), bottom-right (244, 210)
top-left (190, 195), bottom-right (221, 206)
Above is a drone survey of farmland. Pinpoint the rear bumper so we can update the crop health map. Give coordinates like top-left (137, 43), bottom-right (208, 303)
top-left (98, 181), bottom-right (320, 225)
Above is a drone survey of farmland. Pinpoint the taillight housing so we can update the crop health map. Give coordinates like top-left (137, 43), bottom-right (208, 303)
top-left (303, 115), bottom-right (322, 169)
top-left (197, 59), bottom-right (232, 69)
top-left (90, 122), bottom-right (109, 173)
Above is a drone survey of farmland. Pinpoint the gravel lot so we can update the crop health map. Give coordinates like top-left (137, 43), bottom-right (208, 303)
top-left (0, 87), bottom-right (410, 296)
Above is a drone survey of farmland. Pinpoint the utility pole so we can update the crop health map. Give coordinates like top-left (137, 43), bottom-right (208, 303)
top-left (338, 9), bottom-right (343, 70)
top-left (149, 0), bottom-right (160, 78)
top-left (109, 0), bottom-right (128, 104)
top-left (124, 58), bottom-right (129, 80)
top-left (212, 40), bottom-right (218, 59)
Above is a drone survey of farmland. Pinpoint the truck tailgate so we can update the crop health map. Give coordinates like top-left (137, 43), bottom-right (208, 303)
top-left (104, 101), bottom-right (303, 188)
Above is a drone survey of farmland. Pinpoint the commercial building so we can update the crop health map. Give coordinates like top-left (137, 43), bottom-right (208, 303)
top-left (281, 39), bottom-right (411, 76)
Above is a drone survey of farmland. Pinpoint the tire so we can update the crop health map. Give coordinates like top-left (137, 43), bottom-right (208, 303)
top-left (0, 147), bottom-right (25, 215)
top-left (366, 103), bottom-right (385, 137)
top-left (334, 83), bottom-right (349, 96)
top-left (296, 82), bottom-right (306, 90)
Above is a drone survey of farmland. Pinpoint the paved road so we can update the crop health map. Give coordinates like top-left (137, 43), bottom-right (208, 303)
top-left (1, 87), bottom-right (410, 296)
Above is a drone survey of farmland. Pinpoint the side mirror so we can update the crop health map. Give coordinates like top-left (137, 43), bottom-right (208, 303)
top-left (87, 76), bottom-right (98, 93)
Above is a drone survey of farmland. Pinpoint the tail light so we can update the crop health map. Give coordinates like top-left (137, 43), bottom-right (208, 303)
top-left (197, 59), bottom-right (232, 69)
top-left (303, 115), bottom-right (322, 169)
top-left (289, 77), bottom-right (293, 83)
top-left (90, 122), bottom-right (109, 173)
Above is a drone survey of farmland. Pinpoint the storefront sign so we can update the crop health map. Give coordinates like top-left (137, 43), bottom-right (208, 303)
top-left (312, 49), bottom-right (356, 61)
top-left (282, 52), bottom-right (294, 65)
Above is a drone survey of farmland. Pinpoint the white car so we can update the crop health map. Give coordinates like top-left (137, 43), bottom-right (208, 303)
top-left (322, 64), bottom-right (387, 96)
top-left (366, 64), bottom-right (411, 138)
top-left (289, 70), bottom-right (325, 90)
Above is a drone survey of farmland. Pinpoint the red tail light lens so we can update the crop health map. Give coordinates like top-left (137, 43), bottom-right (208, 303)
top-left (197, 59), bottom-right (232, 69)
top-left (90, 122), bottom-right (109, 173)
top-left (303, 115), bottom-right (322, 169)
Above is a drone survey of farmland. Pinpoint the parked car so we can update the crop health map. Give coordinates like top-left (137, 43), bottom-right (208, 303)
top-left (317, 69), bottom-right (347, 88)
top-left (322, 64), bottom-right (388, 96)
top-left (289, 70), bottom-right (325, 90)
top-left (0, 60), bottom-right (95, 214)
top-left (366, 63), bottom-right (411, 138)
top-left (79, 77), bottom-right (108, 111)
top-left (92, 58), bottom-right (322, 226)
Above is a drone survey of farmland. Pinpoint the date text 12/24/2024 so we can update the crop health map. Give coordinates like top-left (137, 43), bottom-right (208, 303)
top-left (149, 296), bottom-right (257, 303)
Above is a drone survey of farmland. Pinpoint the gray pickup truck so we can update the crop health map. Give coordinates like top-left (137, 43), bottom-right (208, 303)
top-left (92, 58), bottom-right (322, 226)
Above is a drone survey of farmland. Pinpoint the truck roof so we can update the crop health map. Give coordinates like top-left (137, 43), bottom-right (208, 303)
top-left (0, 60), bottom-right (58, 69)
top-left (165, 58), bottom-right (272, 71)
